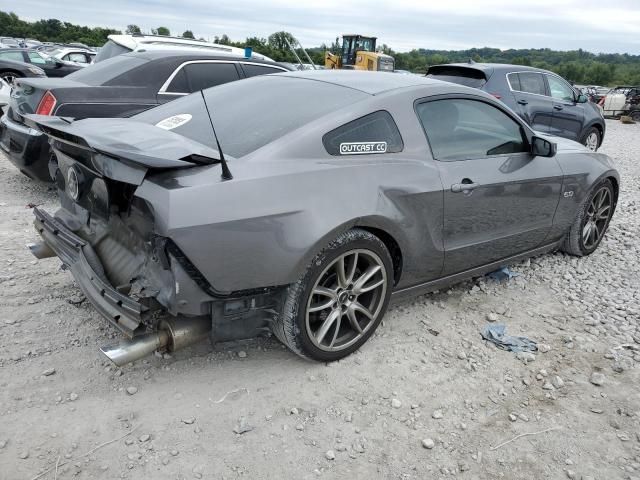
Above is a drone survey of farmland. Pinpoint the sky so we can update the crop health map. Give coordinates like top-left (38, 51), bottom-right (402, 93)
top-left (6, 0), bottom-right (640, 54)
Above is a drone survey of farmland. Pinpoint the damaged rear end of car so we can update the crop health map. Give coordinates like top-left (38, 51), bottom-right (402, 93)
top-left (27, 96), bottom-right (281, 366)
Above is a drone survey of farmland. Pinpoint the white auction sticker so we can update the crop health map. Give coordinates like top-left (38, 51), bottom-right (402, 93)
top-left (155, 114), bottom-right (192, 130)
top-left (339, 141), bottom-right (387, 155)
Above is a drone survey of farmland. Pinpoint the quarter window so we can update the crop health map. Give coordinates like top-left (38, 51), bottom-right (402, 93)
top-left (0, 51), bottom-right (24, 62)
top-left (242, 64), bottom-right (285, 77)
top-left (323, 111), bottom-right (404, 156)
top-left (546, 75), bottom-right (575, 102)
top-left (510, 72), bottom-right (546, 96)
top-left (416, 99), bottom-right (528, 161)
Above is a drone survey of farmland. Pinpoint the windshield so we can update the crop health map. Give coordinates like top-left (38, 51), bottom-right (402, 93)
top-left (65, 54), bottom-right (147, 85)
top-left (94, 39), bottom-right (132, 63)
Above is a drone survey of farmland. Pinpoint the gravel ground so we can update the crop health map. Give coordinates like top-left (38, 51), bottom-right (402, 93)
top-left (0, 119), bottom-right (639, 480)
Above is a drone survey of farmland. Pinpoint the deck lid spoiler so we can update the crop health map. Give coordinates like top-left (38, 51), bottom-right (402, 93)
top-left (24, 115), bottom-right (224, 169)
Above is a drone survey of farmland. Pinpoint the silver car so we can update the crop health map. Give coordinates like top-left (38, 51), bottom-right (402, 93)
top-left (28, 71), bottom-right (619, 366)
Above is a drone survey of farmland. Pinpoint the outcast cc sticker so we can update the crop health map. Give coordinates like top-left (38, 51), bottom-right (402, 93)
top-left (155, 114), bottom-right (192, 130)
top-left (339, 141), bottom-right (388, 155)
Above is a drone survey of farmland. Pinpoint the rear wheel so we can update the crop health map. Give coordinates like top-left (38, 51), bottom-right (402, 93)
top-left (562, 179), bottom-right (615, 256)
top-left (581, 127), bottom-right (601, 152)
top-left (273, 229), bottom-right (393, 362)
top-left (631, 110), bottom-right (640, 122)
top-left (0, 70), bottom-right (22, 85)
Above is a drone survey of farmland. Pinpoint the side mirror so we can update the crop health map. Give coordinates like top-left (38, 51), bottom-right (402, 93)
top-left (576, 94), bottom-right (588, 103)
top-left (531, 136), bottom-right (557, 157)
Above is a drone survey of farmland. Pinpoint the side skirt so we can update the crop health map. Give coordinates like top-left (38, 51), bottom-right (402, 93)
top-left (390, 240), bottom-right (563, 303)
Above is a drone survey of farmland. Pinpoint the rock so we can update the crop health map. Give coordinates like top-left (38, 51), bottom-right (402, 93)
top-left (552, 376), bottom-right (564, 389)
top-left (508, 413), bottom-right (518, 422)
top-left (296, 424), bottom-right (304, 431)
top-left (139, 434), bottom-right (150, 442)
top-left (457, 351), bottom-right (467, 360)
top-left (69, 392), bottom-right (79, 401)
top-left (126, 386), bottom-right (138, 396)
top-left (0, 440), bottom-right (6, 449)
top-left (432, 409), bottom-right (443, 419)
top-left (486, 312), bottom-right (499, 322)
top-left (566, 470), bottom-right (577, 479)
top-left (42, 368), bottom-right (56, 376)
top-left (542, 382), bottom-right (555, 390)
top-left (181, 417), bottom-right (195, 425)
top-left (391, 398), bottom-right (402, 409)
top-left (290, 407), bottom-right (299, 415)
top-left (516, 352), bottom-right (536, 364)
top-left (325, 450), bottom-right (336, 460)
top-left (590, 408), bottom-right (603, 414)
top-left (538, 344), bottom-right (551, 353)
top-left (170, 449), bottom-right (179, 456)
top-left (18, 451), bottom-right (29, 459)
top-left (422, 438), bottom-right (435, 449)
top-left (589, 372), bottom-right (605, 386)
top-left (237, 351), bottom-right (247, 358)
top-left (233, 417), bottom-right (254, 434)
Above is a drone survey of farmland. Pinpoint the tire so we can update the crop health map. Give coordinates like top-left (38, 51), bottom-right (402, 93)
top-left (562, 179), bottom-right (615, 257)
top-left (0, 70), bottom-right (22, 85)
top-left (581, 127), bottom-right (601, 152)
top-left (631, 111), bottom-right (640, 122)
top-left (272, 229), bottom-right (393, 362)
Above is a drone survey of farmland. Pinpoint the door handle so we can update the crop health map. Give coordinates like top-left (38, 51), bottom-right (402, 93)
top-left (517, 99), bottom-right (528, 105)
top-left (451, 182), bottom-right (479, 193)
top-left (554, 105), bottom-right (564, 111)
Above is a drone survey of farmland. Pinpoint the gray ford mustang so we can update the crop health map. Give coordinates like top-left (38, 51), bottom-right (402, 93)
top-left (27, 70), bottom-right (619, 366)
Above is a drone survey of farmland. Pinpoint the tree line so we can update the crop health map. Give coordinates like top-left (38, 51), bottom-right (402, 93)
top-left (1, 10), bottom-right (639, 86)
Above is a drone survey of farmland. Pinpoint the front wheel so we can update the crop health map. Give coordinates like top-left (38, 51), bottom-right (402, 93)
top-left (630, 110), bottom-right (640, 123)
top-left (273, 229), bottom-right (393, 362)
top-left (581, 127), bottom-right (601, 151)
top-left (0, 70), bottom-right (22, 85)
top-left (562, 179), bottom-right (615, 256)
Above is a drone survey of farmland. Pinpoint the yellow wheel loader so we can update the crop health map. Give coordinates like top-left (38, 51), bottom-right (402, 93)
top-left (325, 34), bottom-right (395, 72)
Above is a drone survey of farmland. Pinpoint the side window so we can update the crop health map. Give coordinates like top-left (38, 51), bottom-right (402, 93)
top-left (547, 75), bottom-right (575, 102)
top-left (166, 68), bottom-right (189, 93)
top-left (507, 73), bottom-right (520, 91)
top-left (27, 51), bottom-right (46, 64)
top-left (242, 64), bottom-right (285, 78)
top-left (183, 62), bottom-right (240, 92)
top-left (0, 51), bottom-right (25, 62)
top-left (323, 111), bottom-right (403, 156)
top-left (416, 99), bottom-right (528, 161)
top-left (67, 53), bottom-right (89, 63)
top-left (514, 72), bottom-right (546, 96)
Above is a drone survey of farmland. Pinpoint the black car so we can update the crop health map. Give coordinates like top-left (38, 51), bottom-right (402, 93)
top-left (0, 57), bottom-right (46, 84)
top-left (0, 50), bottom-right (292, 181)
top-left (0, 49), bottom-right (82, 78)
top-left (427, 63), bottom-right (605, 151)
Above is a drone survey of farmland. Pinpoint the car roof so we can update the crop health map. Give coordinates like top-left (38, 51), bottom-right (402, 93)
top-left (430, 62), bottom-right (550, 75)
top-left (276, 70), bottom-right (441, 95)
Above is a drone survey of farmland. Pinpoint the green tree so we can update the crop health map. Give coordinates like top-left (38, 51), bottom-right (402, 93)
top-left (152, 26), bottom-right (170, 36)
top-left (182, 30), bottom-right (194, 39)
top-left (126, 24), bottom-right (141, 35)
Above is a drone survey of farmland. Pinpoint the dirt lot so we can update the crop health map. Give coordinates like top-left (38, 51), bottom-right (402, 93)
top-left (0, 119), bottom-right (639, 480)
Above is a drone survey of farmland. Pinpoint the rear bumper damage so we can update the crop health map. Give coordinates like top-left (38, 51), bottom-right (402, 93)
top-left (0, 114), bottom-right (51, 182)
top-left (33, 207), bottom-right (148, 337)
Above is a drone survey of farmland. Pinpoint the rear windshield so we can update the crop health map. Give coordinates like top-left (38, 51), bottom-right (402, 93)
top-left (134, 75), bottom-right (368, 158)
top-left (94, 40), bottom-right (132, 63)
top-left (426, 66), bottom-right (487, 88)
top-left (64, 54), bottom-right (147, 85)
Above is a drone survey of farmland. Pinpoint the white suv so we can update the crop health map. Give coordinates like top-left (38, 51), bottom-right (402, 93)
top-left (95, 34), bottom-right (273, 63)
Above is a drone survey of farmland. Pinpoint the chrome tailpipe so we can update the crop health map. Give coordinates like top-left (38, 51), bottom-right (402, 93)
top-left (100, 317), bottom-right (211, 367)
top-left (28, 241), bottom-right (56, 259)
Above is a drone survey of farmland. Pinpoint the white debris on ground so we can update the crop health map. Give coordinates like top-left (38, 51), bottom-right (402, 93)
top-left (0, 119), bottom-right (638, 479)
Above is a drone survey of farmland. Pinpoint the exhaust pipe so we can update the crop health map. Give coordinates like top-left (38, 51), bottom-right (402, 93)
top-left (28, 241), bottom-right (56, 259)
top-left (100, 317), bottom-right (211, 367)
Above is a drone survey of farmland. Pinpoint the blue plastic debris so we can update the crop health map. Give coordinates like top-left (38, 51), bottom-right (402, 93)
top-left (481, 324), bottom-right (537, 353)
top-left (487, 266), bottom-right (520, 282)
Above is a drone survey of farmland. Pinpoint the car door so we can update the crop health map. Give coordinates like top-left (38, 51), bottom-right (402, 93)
top-left (415, 96), bottom-right (563, 275)
top-left (157, 61), bottom-right (241, 104)
top-left (545, 74), bottom-right (585, 141)
top-left (507, 72), bottom-right (554, 133)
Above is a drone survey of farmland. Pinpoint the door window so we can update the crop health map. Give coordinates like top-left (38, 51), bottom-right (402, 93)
top-left (511, 72), bottom-right (546, 96)
top-left (65, 53), bottom-right (90, 63)
top-left (183, 62), bottom-right (240, 92)
top-left (27, 51), bottom-right (47, 64)
top-left (0, 51), bottom-right (24, 62)
top-left (416, 99), bottom-right (528, 161)
top-left (546, 75), bottom-right (575, 102)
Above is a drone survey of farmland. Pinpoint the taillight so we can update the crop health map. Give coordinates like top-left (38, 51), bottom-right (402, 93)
top-left (36, 91), bottom-right (57, 115)
top-left (490, 93), bottom-right (502, 100)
